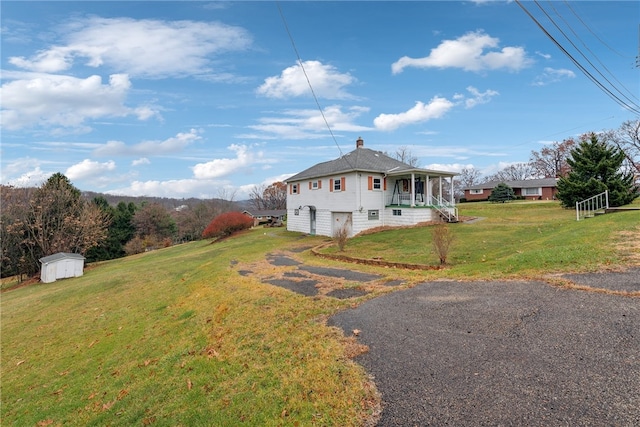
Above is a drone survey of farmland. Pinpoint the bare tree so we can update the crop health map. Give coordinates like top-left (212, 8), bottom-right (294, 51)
top-left (249, 182), bottom-right (287, 211)
top-left (487, 163), bottom-right (536, 182)
top-left (607, 120), bottom-right (640, 174)
top-left (529, 138), bottom-right (576, 178)
top-left (393, 146), bottom-right (419, 167)
top-left (455, 167), bottom-right (483, 199)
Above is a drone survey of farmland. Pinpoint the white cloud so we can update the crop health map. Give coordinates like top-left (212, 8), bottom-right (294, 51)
top-left (106, 178), bottom-right (241, 199)
top-left (462, 86), bottom-right (499, 108)
top-left (0, 73), bottom-right (153, 131)
top-left (532, 67), bottom-right (576, 86)
top-left (132, 157), bottom-right (151, 166)
top-left (373, 97), bottom-right (454, 131)
top-left (4, 166), bottom-right (51, 187)
top-left (192, 143), bottom-right (263, 179)
top-left (256, 60), bottom-right (357, 100)
top-left (94, 129), bottom-right (201, 156)
top-left (392, 31), bottom-right (533, 74)
top-left (9, 17), bottom-right (253, 78)
top-left (65, 159), bottom-right (116, 181)
top-left (243, 105), bottom-right (371, 139)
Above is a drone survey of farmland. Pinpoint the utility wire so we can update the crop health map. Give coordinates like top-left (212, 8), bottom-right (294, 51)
top-left (552, 1), bottom-right (638, 102)
top-left (276, 1), bottom-right (354, 168)
top-left (539, 1), bottom-right (639, 106)
top-left (515, 0), bottom-right (640, 116)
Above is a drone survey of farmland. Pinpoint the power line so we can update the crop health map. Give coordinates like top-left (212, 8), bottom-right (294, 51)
top-left (515, 0), bottom-right (640, 116)
top-left (276, 2), bottom-right (354, 168)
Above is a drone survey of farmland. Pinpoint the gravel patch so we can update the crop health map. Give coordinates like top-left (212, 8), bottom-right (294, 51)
top-left (265, 278), bottom-right (318, 296)
top-left (562, 267), bottom-right (640, 293)
top-left (298, 265), bottom-right (381, 282)
top-left (266, 254), bottom-right (301, 266)
top-left (326, 288), bottom-right (369, 299)
top-left (329, 280), bottom-right (640, 426)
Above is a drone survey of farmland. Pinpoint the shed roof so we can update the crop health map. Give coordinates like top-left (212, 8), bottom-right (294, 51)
top-left (466, 178), bottom-right (558, 190)
top-left (286, 147), bottom-right (456, 182)
top-left (243, 209), bottom-right (287, 218)
top-left (39, 252), bottom-right (86, 264)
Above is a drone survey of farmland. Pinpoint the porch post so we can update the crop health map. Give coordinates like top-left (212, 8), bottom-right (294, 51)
top-left (410, 172), bottom-right (416, 207)
top-left (439, 176), bottom-right (443, 203)
top-left (450, 176), bottom-right (455, 204)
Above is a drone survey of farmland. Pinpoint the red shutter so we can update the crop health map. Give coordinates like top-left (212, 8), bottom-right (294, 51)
top-left (289, 184), bottom-right (292, 195)
top-left (318, 180), bottom-right (322, 189)
top-left (368, 176), bottom-right (373, 190)
top-left (383, 177), bottom-right (387, 191)
top-left (341, 177), bottom-right (346, 191)
top-left (329, 179), bottom-right (333, 192)
top-left (309, 181), bottom-right (312, 190)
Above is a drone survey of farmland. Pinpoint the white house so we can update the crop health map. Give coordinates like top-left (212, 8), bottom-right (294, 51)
top-left (39, 252), bottom-right (86, 283)
top-left (286, 138), bottom-right (458, 237)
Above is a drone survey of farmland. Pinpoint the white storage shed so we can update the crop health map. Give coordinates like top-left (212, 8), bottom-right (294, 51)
top-left (39, 252), bottom-right (86, 283)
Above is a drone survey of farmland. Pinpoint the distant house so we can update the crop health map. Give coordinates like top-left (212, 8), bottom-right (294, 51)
top-left (464, 178), bottom-right (559, 201)
top-left (39, 252), bottom-right (85, 283)
top-left (285, 137), bottom-right (458, 238)
top-left (243, 209), bottom-right (287, 226)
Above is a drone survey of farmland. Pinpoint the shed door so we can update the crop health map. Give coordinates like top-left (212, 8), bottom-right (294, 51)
top-left (56, 259), bottom-right (74, 279)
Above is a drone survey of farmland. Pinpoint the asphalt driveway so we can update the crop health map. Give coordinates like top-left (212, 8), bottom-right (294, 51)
top-left (329, 276), bottom-right (640, 426)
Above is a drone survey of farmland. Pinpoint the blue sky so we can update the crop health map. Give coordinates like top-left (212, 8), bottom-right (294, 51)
top-left (2, 1), bottom-right (638, 199)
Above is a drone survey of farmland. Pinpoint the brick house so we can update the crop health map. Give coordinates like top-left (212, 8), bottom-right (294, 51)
top-left (464, 178), bottom-right (559, 201)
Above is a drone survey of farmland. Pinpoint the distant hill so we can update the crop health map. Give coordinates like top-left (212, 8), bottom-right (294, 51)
top-left (82, 190), bottom-right (249, 211)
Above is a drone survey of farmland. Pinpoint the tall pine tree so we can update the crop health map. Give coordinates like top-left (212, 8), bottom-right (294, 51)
top-left (556, 133), bottom-right (639, 208)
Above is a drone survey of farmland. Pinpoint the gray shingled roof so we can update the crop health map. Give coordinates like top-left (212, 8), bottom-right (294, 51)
top-left (466, 178), bottom-right (558, 190)
top-left (287, 147), bottom-right (455, 182)
top-left (39, 252), bottom-right (85, 264)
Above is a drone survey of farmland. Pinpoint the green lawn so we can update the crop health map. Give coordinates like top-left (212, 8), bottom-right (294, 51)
top-left (2, 200), bottom-right (638, 426)
top-left (320, 200), bottom-right (640, 279)
top-left (1, 231), bottom-right (376, 426)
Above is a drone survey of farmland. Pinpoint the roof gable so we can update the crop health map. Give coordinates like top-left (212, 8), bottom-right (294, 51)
top-left (39, 252), bottom-right (86, 263)
top-left (466, 178), bottom-right (559, 190)
top-left (287, 147), bottom-right (455, 181)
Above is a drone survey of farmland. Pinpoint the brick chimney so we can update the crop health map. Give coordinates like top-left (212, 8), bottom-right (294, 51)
top-left (356, 137), bottom-right (364, 148)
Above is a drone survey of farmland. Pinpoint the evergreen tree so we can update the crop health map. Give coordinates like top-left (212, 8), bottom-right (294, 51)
top-left (85, 199), bottom-right (137, 261)
top-left (556, 133), bottom-right (639, 208)
top-left (488, 183), bottom-right (515, 203)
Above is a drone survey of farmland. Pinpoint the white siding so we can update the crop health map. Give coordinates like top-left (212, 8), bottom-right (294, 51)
top-left (286, 172), bottom-right (436, 237)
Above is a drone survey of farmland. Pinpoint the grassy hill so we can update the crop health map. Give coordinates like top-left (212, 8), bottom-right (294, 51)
top-left (2, 200), bottom-right (638, 425)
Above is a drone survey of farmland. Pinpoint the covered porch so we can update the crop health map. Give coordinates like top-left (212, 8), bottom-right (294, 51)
top-left (385, 171), bottom-right (458, 222)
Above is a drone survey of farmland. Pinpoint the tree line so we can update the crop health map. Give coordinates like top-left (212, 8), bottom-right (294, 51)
top-left (1, 173), bottom-right (239, 279)
top-left (455, 120), bottom-right (640, 200)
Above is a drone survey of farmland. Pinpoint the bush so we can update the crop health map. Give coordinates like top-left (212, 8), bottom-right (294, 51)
top-left (488, 183), bottom-right (515, 203)
top-left (432, 223), bottom-right (454, 265)
top-left (202, 212), bottom-right (254, 239)
top-left (333, 224), bottom-right (349, 252)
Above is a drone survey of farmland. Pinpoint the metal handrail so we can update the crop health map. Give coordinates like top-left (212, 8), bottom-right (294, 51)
top-left (576, 190), bottom-right (609, 221)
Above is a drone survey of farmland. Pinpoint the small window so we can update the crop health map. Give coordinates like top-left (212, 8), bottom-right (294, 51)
top-left (311, 181), bottom-right (319, 189)
top-left (373, 178), bottom-right (381, 190)
top-left (333, 179), bottom-right (341, 192)
top-left (470, 189), bottom-right (483, 195)
top-left (368, 210), bottom-right (379, 220)
top-left (393, 209), bottom-right (402, 216)
top-left (291, 183), bottom-right (299, 194)
top-left (294, 209), bottom-right (300, 216)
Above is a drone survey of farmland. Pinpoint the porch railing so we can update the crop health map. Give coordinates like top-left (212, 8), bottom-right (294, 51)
top-left (429, 196), bottom-right (459, 223)
top-left (576, 190), bottom-right (608, 221)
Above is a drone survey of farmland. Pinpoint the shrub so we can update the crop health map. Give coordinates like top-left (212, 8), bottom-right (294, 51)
top-left (432, 223), bottom-right (454, 265)
top-left (333, 224), bottom-right (349, 252)
top-left (202, 212), bottom-right (253, 239)
top-left (488, 183), bottom-right (515, 203)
